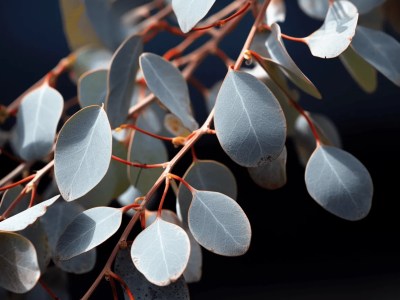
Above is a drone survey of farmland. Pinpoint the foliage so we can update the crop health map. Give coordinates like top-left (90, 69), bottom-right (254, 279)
top-left (0, 0), bottom-right (399, 298)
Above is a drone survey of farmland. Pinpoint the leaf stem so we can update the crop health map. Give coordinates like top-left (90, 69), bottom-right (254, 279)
top-left (262, 25), bottom-right (306, 43)
top-left (39, 278), bottom-right (60, 300)
top-left (233, 0), bottom-right (271, 70)
top-left (118, 124), bottom-right (174, 141)
top-left (0, 174), bottom-right (35, 192)
top-left (157, 178), bottom-right (170, 217)
top-left (111, 155), bottom-right (167, 169)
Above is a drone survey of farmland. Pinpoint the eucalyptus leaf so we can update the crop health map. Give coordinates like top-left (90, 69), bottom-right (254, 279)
top-left (339, 46), bottom-right (377, 93)
top-left (21, 220), bottom-right (51, 273)
top-left (0, 232), bottom-right (40, 293)
top-left (78, 69), bottom-right (108, 107)
top-left (351, 25), bottom-right (400, 87)
top-left (59, 0), bottom-right (102, 51)
top-left (266, 0), bottom-right (286, 26)
top-left (0, 195), bottom-right (59, 232)
top-left (188, 190), bottom-right (251, 256)
top-left (106, 34), bottom-right (143, 128)
top-left (183, 228), bottom-right (202, 283)
top-left (172, 0), bottom-right (216, 33)
top-left (293, 113), bottom-right (342, 167)
top-left (304, 1), bottom-right (359, 59)
top-left (140, 53), bottom-right (198, 132)
top-left (55, 207), bottom-right (122, 260)
top-left (247, 145), bottom-right (287, 190)
top-left (131, 218), bottom-right (190, 286)
top-left (75, 137), bottom-right (130, 209)
top-left (265, 23), bottom-right (322, 98)
top-left (128, 130), bottom-right (168, 195)
top-left (39, 199), bottom-right (97, 273)
top-left (214, 70), bottom-right (286, 167)
top-left (145, 209), bottom-right (181, 227)
top-left (115, 248), bottom-right (190, 299)
top-left (305, 145), bottom-right (373, 221)
top-left (54, 105), bottom-right (112, 201)
top-left (177, 159), bottom-right (237, 226)
top-left (117, 185), bottom-right (142, 217)
top-left (13, 85), bottom-right (63, 161)
top-left (350, 0), bottom-right (386, 14)
top-left (297, 0), bottom-right (329, 20)
top-left (69, 46), bottom-right (112, 83)
top-left (84, 0), bottom-right (128, 51)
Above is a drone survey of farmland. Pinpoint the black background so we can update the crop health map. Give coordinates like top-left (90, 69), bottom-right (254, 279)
top-left (1, 1), bottom-right (400, 299)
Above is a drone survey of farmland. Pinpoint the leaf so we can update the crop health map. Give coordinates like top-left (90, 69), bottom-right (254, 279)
top-left (13, 85), bottom-right (64, 161)
top-left (40, 200), bottom-right (96, 274)
top-left (350, 0), bottom-right (386, 14)
top-left (172, 0), bottom-right (216, 33)
top-left (305, 145), bottom-right (373, 221)
top-left (83, 0), bottom-right (128, 51)
top-left (75, 137), bottom-right (131, 209)
top-left (0, 232), bottom-right (40, 293)
top-left (266, 0), bottom-right (286, 26)
top-left (117, 185), bottom-right (142, 217)
top-left (55, 207), bottom-right (122, 260)
top-left (54, 105), bottom-right (112, 201)
top-left (21, 221), bottom-right (51, 273)
top-left (106, 34), bottom-right (143, 128)
top-left (297, 0), bottom-right (329, 20)
top-left (78, 69), bottom-right (108, 107)
top-left (58, 0), bottom-right (102, 51)
top-left (176, 159), bottom-right (237, 226)
top-left (115, 248), bottom-right (190, 299)
top-left (131, 218), bottom-right (190, 286)
top-left (128, 130), bottom-right (168, 195)
top-left (293, 112), bottom-right (342, 167)
top-left (351, 25), bottom-right (400, 87)
top-left (214, 70), bottom-right (286, 167)
top-left (69, 46), bottom-right (112, 84)
top-left (183, 229), bottom-right (202, 283)
top-left (140, 53), bottom-right (198, 132)
top-left (188, 190), bottom-right (251, 256)
top-left (264, 23), bottom-right (322, 99)
top-left (0, 195), bottom-right (59, 232)
top-left (0, 185), bottom-right (31, 217)
top-left (247, 145), bottom-right (287, 190)
top-left (145, 209), bottom-right (181, 227)
top-left (303, 1), bottom-right (359, 59)
top-left (339, 46), bottom-right (377, 93)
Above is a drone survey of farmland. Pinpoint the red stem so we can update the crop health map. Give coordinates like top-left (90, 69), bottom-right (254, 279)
top-left (28, 185), bottom-right (37, 208)
top-left (112, 155), bottom-right (167, 169)
top-left (167, 173), bottom-right (194, 193)
top-left (108, 271), bottom-right (135, 300)
top-left (39, 278), bottom-right (60, 300)
top-left (262, 25), bottom-right (306, 43)
top-left (157, 178), bottom-right (170, 217)
top-left (119, 124), bottom-right (174, 141)
top-left (0, 174), bottom-right (35, 192)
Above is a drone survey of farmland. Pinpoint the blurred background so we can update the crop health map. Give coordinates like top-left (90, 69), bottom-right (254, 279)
top-left (1, 1), bottom-right (400, 299)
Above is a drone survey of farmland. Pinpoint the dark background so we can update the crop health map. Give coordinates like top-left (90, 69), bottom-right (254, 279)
top-left (1, 1), bottom-right (400, 299)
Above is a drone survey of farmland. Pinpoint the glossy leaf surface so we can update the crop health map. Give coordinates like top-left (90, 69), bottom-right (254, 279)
top-left (188, 190), bottom-right (251, 256)
top-left (305, 145), bottom-right (373, 221)
top-left (0, 232), bottom-right (40, 293)
top-left (177, 159), bottom-right (237, 226)
top-left (265, 23), bottom-right (322, 98)
top-left (131, 218), bottom-right (190, 286)
top-left (78, 69), bottom-right (108, 107)
top-left (172, 0), bottom-right (215, 33)
top-left (140, 53), bottom-right (198, 131)
top-left (13, 85), bottom-right (63, 161)
top-left (55, 207), bottom-right (122, 260)
top-left (106, 34), bottom-right (143, 128)
top-left (351, 25), bottom-right (400, 86)
top-left (304, 1), bottom-right (359, 58)
top-left (55, 105), bottom-right (112, 201)
top-left (115, 248), bottom-right (190, 299)
top-left (339, 46), bottom-right (377, 93)
top-left (248, 145), bottom-right (287, 190)
top-left (214, 70), bottom-right (286, 167)
top-left (0, 196), bottom-right (59, 232)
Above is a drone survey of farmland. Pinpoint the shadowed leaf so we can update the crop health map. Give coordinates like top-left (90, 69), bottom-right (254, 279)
top-left (78, 69), bottom-right (108, 107)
